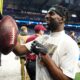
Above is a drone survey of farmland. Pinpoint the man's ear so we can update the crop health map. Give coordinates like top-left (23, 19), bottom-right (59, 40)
top-left (59, 16), bottom-right (65, 23)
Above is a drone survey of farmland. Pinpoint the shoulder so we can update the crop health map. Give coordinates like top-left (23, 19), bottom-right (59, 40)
top-left (63, 34), bottom-right (79, 51)
top-left (26, 34), bottom-right (38, 42)
top-left (35, 34), bottom-right (49, 43)
top-left (64, 34), bottom-right (77, 44)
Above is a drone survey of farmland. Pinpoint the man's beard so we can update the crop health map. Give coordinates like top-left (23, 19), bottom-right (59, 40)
top-left (47, 18), bottom-right (60, 32)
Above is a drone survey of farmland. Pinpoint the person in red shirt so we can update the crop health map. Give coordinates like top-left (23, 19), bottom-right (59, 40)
top-left (25, 24), bottom-right (46, 80)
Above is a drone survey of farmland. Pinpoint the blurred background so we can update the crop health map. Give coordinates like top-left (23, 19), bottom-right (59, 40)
top-left (0, 0), bottom-right (80, 80)
top-left (2, 0), bottom-right (80, 26)
top-left (2, 0), bottom-right (80, 38)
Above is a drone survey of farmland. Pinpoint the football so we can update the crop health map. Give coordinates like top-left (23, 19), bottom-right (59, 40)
top-left (0, 15), bottom-right (18, 55)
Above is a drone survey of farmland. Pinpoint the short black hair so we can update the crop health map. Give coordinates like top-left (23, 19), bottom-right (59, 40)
top-left (48, 5), bottom-right (68, 17)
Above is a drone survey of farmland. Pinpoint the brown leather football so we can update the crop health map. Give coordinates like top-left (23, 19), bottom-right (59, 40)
top-left (0, 15), bottom-right (18, 55)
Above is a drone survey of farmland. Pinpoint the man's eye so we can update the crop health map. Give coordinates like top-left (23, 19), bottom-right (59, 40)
top-left (45, 17), bottom-right (51, 21)
top-left (49, 11), bottom-right (55, 16)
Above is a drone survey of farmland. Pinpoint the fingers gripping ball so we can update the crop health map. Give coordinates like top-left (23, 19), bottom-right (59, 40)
top-left (31, 41), bottom-right (48, 55)
top-left (0, 16), bottom-right (18, 55)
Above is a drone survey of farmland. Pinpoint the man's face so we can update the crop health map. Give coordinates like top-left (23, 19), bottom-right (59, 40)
top-left (45, 11), bottom-right (63, 32)
top-left (23, 29), bottom-right (28, 33)
top-left (39, 30), bottom-right (44, 35)
top-left (21, 29), bottom-right (28, 35)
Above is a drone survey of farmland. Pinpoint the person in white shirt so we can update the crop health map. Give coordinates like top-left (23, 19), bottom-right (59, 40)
top-left (13, 5), bottom-right (80, 80)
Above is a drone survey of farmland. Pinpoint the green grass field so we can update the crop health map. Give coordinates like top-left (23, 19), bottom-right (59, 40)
top-left (75, 73), bottom-right (80, 80)
top-left (75, 44), bottom-right (80, 80)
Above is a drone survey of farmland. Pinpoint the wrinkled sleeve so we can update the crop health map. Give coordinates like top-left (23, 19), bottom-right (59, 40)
top-left (24, 35), bottom-right (45, 51)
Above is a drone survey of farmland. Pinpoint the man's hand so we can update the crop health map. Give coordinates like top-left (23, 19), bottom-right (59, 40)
top-left (31, 41), bottom-right (48, 55)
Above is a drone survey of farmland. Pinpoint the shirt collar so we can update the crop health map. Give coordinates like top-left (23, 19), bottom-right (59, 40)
top-left (50, 30), bottom-right (65, 37)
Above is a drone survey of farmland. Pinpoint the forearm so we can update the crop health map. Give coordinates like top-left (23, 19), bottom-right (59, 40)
top-left (30, 41), bottom-right (72, 80)
top-left (41, 54), bottom-right (72, 80)
top-left (13, 42), bottom-right (29, 56)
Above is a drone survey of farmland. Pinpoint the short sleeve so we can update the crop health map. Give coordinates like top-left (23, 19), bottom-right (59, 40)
top-left (60, 41), bottom-right (80, 79)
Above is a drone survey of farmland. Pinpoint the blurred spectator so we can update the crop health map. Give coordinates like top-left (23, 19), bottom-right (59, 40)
top-left (18, 25), bottom-right (30, 80)
top-left (69, 31), bottom-right (77, 42)
top-left (19, 26), bottom-right (29, 43)
top-left (25, 24), bottom-right (46, 80)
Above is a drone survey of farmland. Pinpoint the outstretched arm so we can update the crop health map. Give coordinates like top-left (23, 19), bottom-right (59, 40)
top-left (13, 42), bottom-right (29, 56)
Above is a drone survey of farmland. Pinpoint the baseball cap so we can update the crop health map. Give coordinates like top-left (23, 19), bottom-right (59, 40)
top-left (48, 5), bottom-right (68, 17)
top-left (34, 24), bottom-right (46, 31)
